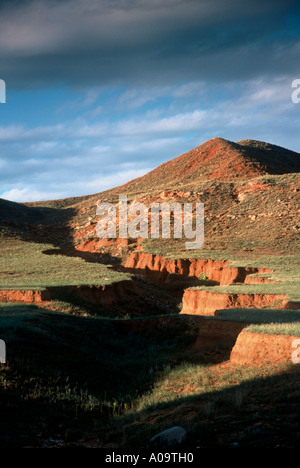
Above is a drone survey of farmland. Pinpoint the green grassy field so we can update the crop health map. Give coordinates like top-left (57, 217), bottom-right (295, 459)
top-left (0, 235), bottom-right (130, 289)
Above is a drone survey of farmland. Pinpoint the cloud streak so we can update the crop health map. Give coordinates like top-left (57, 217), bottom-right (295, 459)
top-left (1, 0), bottom-right (299, 88)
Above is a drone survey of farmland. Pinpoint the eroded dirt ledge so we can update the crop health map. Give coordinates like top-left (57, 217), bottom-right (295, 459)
top-left (0, 279), bottom-right (140, 308)
top-left (1, 249), bottom-right (298, 366)
top-left (0, 289), bottom-right (51, 304)
top-left (180, 289), bottom-right (289, 316)
top-left (122, 252), bottom-right (273, 286)
top-left (230, 329), bottom-right (299, 365)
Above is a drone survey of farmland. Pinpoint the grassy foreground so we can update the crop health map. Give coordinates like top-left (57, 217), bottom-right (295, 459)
top-left (1, 302), bottom-right (300, 448)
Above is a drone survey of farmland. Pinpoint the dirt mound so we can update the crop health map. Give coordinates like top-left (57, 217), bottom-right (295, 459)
top-left (63, 138), bottom-right (299, 257)
top-left (192, 318), bottom-right (246, 355)
top-left (0, 280), bottom-right (140, 308)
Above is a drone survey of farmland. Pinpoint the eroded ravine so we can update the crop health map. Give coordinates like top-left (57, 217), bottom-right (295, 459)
top-left (1, 249), bottom-right (298, 365)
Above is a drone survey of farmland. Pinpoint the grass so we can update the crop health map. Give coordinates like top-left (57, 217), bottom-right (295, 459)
top-left (247, 322), bottom-right (300, 335)
top-left (214, 308), bottom-right (300, 336)
top-left (0, 302), bottom-right (196, 446)
top-left (131, 360), bottom-right (288, 412)
top-left (115, 360), bottom-right (300, 448)
top-left (0, 236), bottom-right (130, 289)
top-left (1, 302), bottom-right (300, 448)
top-left (0, 303), bottom-right (195, 402)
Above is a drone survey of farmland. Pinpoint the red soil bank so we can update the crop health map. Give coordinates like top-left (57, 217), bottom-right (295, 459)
top-left (230, 329), bottom-right (299, 365)
top-left (122, 252), bottom-right (272, 286)
top-left (191, 318), bottom-right (246, 351)
top-left (62, 280), bottom-right (140, 306)
top-left (0, 289), bottom-right (51, 304)
top-left (180, 289), bottom-right (288, 316)
top-left (0, 280), bottom-right (139, 307)
top-left (76, 237), bottom-right (129, 251)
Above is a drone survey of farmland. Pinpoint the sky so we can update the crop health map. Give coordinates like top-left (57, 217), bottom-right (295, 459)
top-left (0, 0), bottom-right (300, 202)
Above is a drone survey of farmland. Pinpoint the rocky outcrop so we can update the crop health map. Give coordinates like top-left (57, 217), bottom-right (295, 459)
top-left (150, 426), bottom-right (187, 448)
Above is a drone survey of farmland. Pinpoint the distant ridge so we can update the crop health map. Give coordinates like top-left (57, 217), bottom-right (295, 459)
top-left (0, 198), bottom-right (44, 225)
top-left (0, 198), bottom-right (61, 227)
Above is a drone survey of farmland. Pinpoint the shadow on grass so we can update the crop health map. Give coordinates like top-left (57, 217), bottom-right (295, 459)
top-left (112, 362), bottom-right (300, 449)
top-left (1, 303), bottom-right (300, 447)
top-left (0, 302), bottom-right (198, 446)
top-left (215, 307), bottom-right (300, 323)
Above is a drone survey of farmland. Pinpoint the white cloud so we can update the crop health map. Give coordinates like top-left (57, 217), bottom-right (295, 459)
top-left (0, 167), bottom-right (151, 202)
top-left (0, 187), bottom-right (62, 203)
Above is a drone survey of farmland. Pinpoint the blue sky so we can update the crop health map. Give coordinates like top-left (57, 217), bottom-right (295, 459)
top-left (0, 0), bottom-right (300, 202)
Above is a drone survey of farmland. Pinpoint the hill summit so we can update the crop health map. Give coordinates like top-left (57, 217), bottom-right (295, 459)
top-left (116, 137), bottom-right (300, 195)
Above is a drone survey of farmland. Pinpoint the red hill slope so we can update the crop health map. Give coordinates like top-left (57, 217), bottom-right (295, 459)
top-left (62, 137), bottom-right (299, 257)
top-left (115, 137), bottom-right (300, 195)
top-left (2, 137), bottom-right (299, 257)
